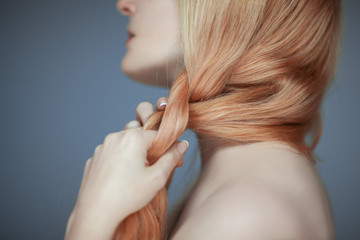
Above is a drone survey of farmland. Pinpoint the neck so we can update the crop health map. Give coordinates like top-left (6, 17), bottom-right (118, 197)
top-left (195, 133), bottom-right (244, 169)
top-left (196, 133), bottom-right (216, 168)
top-left (195, 133), bottom-right (311, 174)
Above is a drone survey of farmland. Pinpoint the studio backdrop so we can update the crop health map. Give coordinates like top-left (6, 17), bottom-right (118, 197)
top-left (0, 0), bottom-right (359, 239)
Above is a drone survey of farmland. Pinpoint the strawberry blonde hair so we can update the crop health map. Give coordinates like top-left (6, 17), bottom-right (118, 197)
top-left (113, 0), bottom-right (342, 239)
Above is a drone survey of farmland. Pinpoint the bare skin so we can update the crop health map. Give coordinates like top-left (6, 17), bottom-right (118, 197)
top-left (169, 140), bottom-right (335, 239)
top-left (117, 0), bottom-right (335, 239)
top-left (134, 101), bottom-right (334, 239)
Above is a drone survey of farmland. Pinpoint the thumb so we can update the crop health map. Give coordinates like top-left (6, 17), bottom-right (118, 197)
top-left (147, 140), bottom-right (189, 189)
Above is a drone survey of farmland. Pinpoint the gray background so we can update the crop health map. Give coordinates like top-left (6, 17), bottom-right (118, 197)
top-left (0, 0), bottom-right (359, 239)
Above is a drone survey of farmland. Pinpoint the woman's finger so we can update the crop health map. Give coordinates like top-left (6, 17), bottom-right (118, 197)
top-left (146, 140), bottom-right (189, 190)
top-left (156, 97), bottom-right (168, 111)
top-left (83, 158), bottom-right (92, 177)
top-left (136, 102), bottom-right (154, 126)
top-left (78, 157), bottom-right (92, 195)
top-left (94, 144), bottom-right (102, 153)
top-left (123, 120), bottom-right (141, 130)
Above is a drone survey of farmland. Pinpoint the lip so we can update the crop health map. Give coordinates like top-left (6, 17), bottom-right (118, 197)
top-left (126, 29), bottom-right (135, 45)
top-left (126, 36), bottom-right (134, 45)
top-left (127, 29), bottom-right (135, 38)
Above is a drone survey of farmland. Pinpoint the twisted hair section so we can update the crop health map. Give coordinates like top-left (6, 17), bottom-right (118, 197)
top-left (113, 0), bottom-right (342, 239)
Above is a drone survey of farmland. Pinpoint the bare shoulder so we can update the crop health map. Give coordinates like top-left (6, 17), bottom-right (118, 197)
top-left (171, 180), bottom-right (311, 239)
top-left (170, 143), bottom-right (334, 240)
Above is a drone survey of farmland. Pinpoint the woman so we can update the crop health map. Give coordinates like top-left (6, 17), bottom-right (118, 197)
top-left (65, 0), bottom-right (341, 239)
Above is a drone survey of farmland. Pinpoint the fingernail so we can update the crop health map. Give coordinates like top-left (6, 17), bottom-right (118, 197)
top-left (177, 140), bottom-right (189, 155)
top-left (159, 99), bottom-right (167, 108)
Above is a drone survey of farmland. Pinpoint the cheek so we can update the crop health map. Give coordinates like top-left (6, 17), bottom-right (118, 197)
top-left (120, 42), bottom-right (173, 87)
top-left (123, 33), bottom-right (177, 68)
top-left (122, 40), bottom-right (165, 72)
top-left (120, 23), bottom-right (182, 86)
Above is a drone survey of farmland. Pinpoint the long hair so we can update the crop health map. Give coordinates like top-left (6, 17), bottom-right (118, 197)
top-left (113, 0), bottom-right (342, 239)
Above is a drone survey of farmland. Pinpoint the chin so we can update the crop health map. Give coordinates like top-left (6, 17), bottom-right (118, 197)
top-left (120, 60), bottom-right (170, 88)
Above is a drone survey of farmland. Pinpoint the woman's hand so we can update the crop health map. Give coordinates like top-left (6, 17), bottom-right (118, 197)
top-left (123, 96), bottom-right (168, 130)
top-left (65, 98), bottom-right (188, 239)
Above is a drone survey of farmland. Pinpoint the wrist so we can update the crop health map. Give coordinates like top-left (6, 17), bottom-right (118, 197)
top-left (65, 206), bottom-right (126, 240)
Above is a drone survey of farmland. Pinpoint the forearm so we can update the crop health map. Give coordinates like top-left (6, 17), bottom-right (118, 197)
top-left (64, 207), bottom-right (126, 240)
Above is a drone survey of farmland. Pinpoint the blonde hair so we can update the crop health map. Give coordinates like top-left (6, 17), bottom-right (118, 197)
top-left (113, 0), bottom-right (342, 239)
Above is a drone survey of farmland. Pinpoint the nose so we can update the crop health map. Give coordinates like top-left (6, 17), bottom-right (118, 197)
top-left (116, 0), bottom-right (135, 16)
